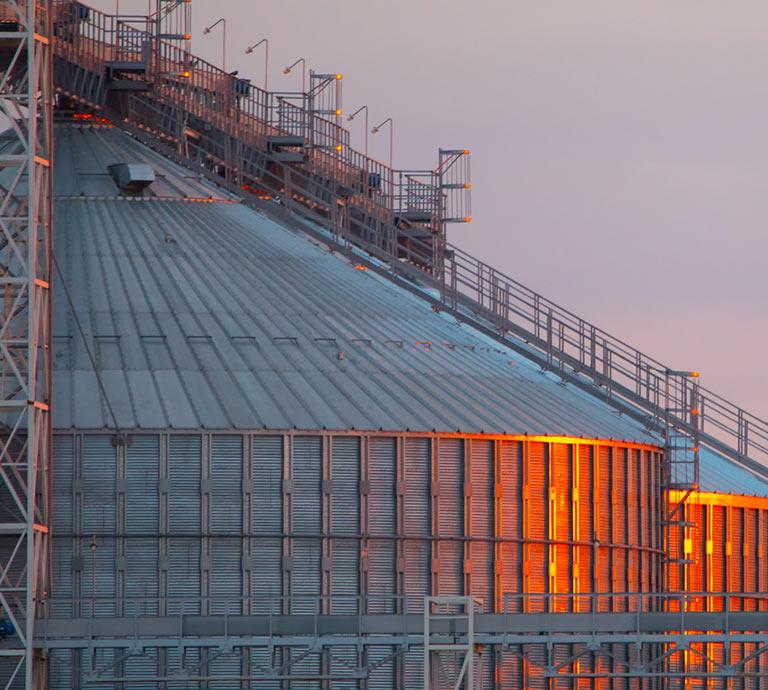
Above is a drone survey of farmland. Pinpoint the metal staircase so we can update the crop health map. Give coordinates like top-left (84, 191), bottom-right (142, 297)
top-left (48, 0), bottom-right (768, 492)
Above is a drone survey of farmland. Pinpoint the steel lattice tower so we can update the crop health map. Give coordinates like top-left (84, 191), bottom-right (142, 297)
top-left (0, 1), bottom-right (53, 688)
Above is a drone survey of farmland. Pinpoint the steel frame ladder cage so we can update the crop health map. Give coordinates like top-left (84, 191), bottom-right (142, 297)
top-left (424, 596), bottom-right (482, 690)
top-left (0, 1), bottom-right (54, 689)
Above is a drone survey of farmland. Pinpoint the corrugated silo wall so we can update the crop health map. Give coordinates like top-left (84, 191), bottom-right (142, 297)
top-left (49, 431), bottom-right (662, 689)
top-left (666, 491), bottom-right (768, 689)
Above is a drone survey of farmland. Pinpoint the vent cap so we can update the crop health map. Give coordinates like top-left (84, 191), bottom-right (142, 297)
top-left (108, 163), bottom-right (155, 195)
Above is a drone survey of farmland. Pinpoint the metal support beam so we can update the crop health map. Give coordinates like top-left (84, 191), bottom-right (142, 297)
top-left (424, 596), bottom-right (479, 690)
top-left (0, 1), bottom-right (53, 688)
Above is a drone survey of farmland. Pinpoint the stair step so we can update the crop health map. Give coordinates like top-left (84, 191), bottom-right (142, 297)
top-left (106, 60), bottom-right (149, 73)
top-left (107, 79), bottom-right (150, 92)
top-left (267, 135), bottom-right (305, 149)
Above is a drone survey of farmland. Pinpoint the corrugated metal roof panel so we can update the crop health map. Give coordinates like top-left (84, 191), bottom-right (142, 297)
top-left (698, 447), bottom-right (768, 496)
top-left (53, 124), bottom-right (235, 201)
top-left (52, 183), bottom-right (655, 442)
top-left (48, 124), bottom-right (768, 496)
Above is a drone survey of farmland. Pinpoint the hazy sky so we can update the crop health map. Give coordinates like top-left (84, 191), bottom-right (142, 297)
top-left (93, 1), bottom-right (768, 416)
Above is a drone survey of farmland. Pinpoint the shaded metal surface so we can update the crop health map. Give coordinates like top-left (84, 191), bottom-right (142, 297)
top-left (51, 126), bottom-right (657, 442)
top-left (48, 431), bottom-right (662, 688)
top-left (699, 446), bottom-right (768, 495)
top-left (53, 123), bottom-right (234, 201)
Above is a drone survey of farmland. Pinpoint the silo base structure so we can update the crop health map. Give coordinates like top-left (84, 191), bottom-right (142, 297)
top-left (48, 431), bottom-right (663, 689)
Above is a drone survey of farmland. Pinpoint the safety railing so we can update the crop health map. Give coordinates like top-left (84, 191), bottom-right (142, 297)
top-left (0, 1), bottom-right (52, 31)
top-left (43, 591), bottom-right (768, 622)
top-left (442, 244), bottom-right (768, 472)
top-left (50, 1), bottom-right (442, 232)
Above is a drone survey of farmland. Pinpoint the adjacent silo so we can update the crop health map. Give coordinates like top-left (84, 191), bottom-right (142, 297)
top-left (665, 450), bottom-right (768, 689)
top-left (46, 123), bottom-right (668, 689)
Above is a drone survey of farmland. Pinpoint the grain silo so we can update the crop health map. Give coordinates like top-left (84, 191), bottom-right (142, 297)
top-left (42, 122), bottom-right (671, 689)
top-left (1, 2), bottom-right (768, 689)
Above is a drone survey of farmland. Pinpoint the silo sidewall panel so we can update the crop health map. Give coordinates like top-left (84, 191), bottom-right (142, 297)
top-left (168, 435), bottom-right (202, 614)
top-left (291, 436), bottom-right (322, 614)
top-left (368, 437), bottom-right (396, 614)
top-left (251, 435), bottom-right (283, 614)
top-left (437, 437), bottom-right (463, 597)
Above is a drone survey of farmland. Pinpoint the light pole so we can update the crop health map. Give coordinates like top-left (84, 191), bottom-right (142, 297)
top-left (283, 57), bottom-right (306, 93)
top-left (246, 38), bottom-right (269, 91)
top-left (203, 17), bottom-right (227, 73)
top-left (371, 117), bottom-right (393, 169)
top-left (347, 105), bottom-right (369, 158)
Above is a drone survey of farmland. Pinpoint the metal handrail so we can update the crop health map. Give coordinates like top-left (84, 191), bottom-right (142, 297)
top-left (42, 591), bottom-right (768, 617)
top-left (442, 244), bottom-right (768, 473)
top-left (51, 1), bottom-right (440, 227)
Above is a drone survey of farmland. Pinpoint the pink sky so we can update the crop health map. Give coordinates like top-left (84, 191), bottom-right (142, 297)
top-left (93, 0), bottom-right (768, 417)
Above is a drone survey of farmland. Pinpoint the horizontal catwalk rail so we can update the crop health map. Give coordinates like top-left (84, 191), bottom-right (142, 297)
top-left (34, 594), bottom-right (768, 685)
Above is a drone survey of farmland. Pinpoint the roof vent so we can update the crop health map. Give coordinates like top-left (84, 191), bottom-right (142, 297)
top-left (108, 163), bottom-right (155, 195)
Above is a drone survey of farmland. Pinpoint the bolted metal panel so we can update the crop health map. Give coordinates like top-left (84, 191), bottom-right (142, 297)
top-left (47, 650), bottom-right (73, 690)
top-left (527, 441), bottom-right (547, 610)
top-left (367, 436), bottom-right (396, 614)
top-left (330, 645), bottom-right (358, 690)
top-left (330, 436), bottom-right (360, 614)
top-left (209, 654), bottom-right (241, 690)
top-left (291, 437), bottom-right (322, 614)
top-left (499, 648), bottom-right (523, 690)
top-left (125, 436), bottom-right (159, 531)
top-left (125, 436), bottom-right (160, 616)
top-left (500, 440), bottom-right (522, 613)
top-left (82, 436), bottom-right (117, 618)
top-left (712, 505), bottom-right (726, 608)
top-left (209, 436), bottom-right (243, 615)
top-left (469, 440), bottom-right (495, 690)
top-left (291, 536), bottom-right (321, 614)
top-left (597, 445), bottom-right (612, 610)
top-left (550, 442), bottom-right (571, 612)
top-left (168, 435), bottom-right (202, 535)
top-left (437, 437), bottom-right (463, 596)
top-left (403, 649), bottom-right (424, 690)
top-left (403, 437), bottom-right (430, 613)
top-left (168, 436), bottom-right (202, 615)
top-left (166, 648), bottom-right (201, 690)
top-left (123, 651), bottom-right (160, 689)
top-left (469, 439), bottom-right (494, 608)
top-left (576, 444), bottom-right (593, 612)
top-left (626, 449), bottom-right (640, 600)
top-left (292, 436), bottom-right (322, 533)
top-left (210, 435), bottom-right (243, 533)
top-left (367, 645), bottom-right (396, 690)
top-left (613, 446), bottom-right (628, 612)
top-left (82, 436), bottom-right (116, 532)
top-left (52, 435), bottom-right (74, 538)
top-left (51, 435), bottom-right (74, 618)
top-left (167, 538), bottom-right (201, 616)
top-left (251, 435), bottom-right (283, 612)
top-left (210, 537), bottom-right (242, 615)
